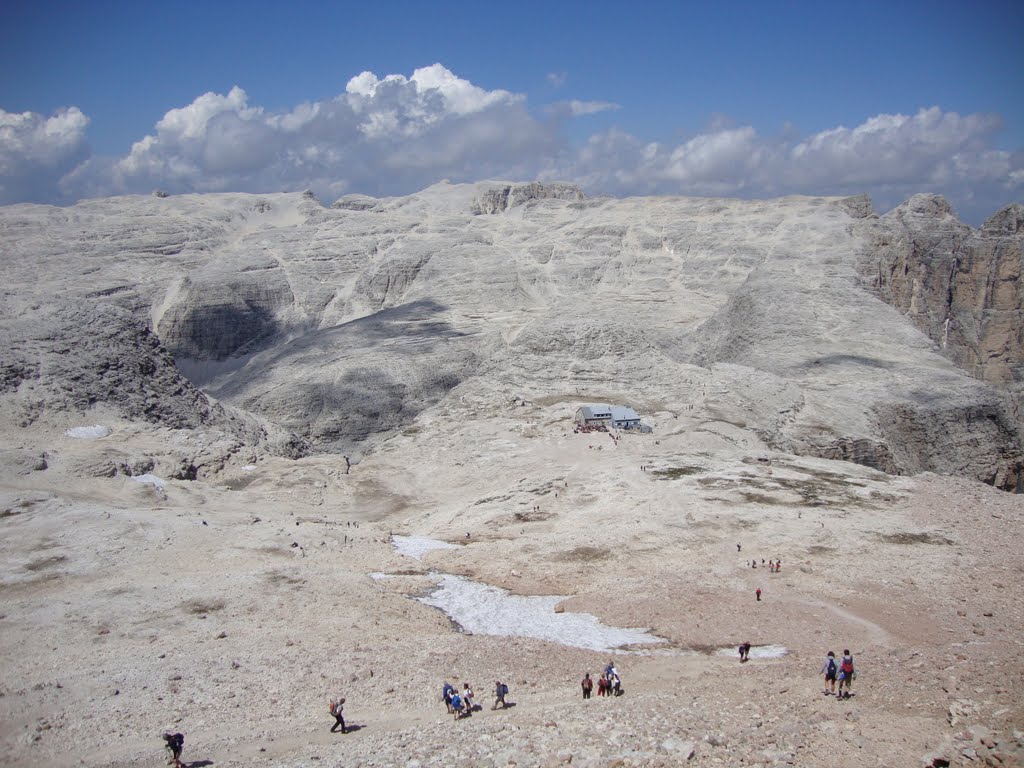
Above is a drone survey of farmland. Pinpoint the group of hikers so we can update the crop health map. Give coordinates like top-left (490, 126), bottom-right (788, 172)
top-left (581, 662), bottom-right (623, 698)
top-left (161, 650), bottom-right (857, 764)
top-left (442, 680), bottom-right (511, 719)
top-left (820, 650), bottom-right (856, 698)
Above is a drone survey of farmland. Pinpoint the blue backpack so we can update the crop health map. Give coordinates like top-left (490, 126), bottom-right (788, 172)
top-left (451, 694), bottom-right (462, 709)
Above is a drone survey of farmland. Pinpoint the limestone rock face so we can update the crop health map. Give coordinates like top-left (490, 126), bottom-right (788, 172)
top-left (862, 195), bottom-right (1024, 387)
top-left (470, 182), bottom-right (584, 214)
top-left (0, 300), bottom-right (308, 459)
top-left (0, 182), bottom-right (1020, 486)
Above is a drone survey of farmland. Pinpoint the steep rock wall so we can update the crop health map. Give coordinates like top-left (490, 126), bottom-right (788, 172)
top-left (862, 195), bottom-right (1024, 386)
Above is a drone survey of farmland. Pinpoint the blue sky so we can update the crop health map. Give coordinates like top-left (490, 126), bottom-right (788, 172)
top-left (1, 0), bottom-right (1021, 223)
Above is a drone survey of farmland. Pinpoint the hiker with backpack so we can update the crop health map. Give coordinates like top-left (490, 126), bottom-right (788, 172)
top-left (493, 680), bottom-right (510, 709)
top-left (442, 681), bottom-right (456, 713)
top-left (739, 642), bottom-right (751, 662)
top-left (162, 732), bottom-right (184, 767)
top-left (820, 651), bottom-right (838, 695)
top-left (328, 696), bottom-right (347, 733)
top-left (837, 650), bottom-right (855, 699)
top-left (462, 683), bottom-right (475, 714)
top-left (581, 673), bottom-right (593, 699)
top-left (450, 691), bottom-right (463, 720)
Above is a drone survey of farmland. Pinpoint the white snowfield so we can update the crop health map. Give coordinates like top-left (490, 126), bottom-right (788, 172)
top-left (391, 534), bottom-right (460, 560)
top-left (130, 474), bottom-right (166, 490)
top-left (714, 644), bottom-right (789, 659)
top-left (65, 425), bottom-right (111, 439)
top-left (418, 572), bottom-right (665, 653)
top-left (390, 535), bottom-right (665, 651)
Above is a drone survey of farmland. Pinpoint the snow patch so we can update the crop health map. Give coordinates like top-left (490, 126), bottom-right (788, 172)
top-left (715, 644), bottom-right (789, 659)
top-left (65, 425), bottom-right (111, 439)
top-left (242, 465), bottom-right (257, 472)
top-left (131, 474), bottom-right (166, 491)
top-left (392, 535), bottom-right (459, 560)
top-left (417, 573), bottom-right (665, 653)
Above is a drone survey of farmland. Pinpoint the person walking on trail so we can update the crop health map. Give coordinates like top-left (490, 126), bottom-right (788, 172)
top-left (162, 732), bottom-right (184, 767)
top-left (462, 683), bottom-right (475, 713)
top-left (756, 587), bottom-right (762, 601)
top-left (821, 651), bottom-right (838, 695)
top-left (493, 680), bottom-right (509, 709)
top-left (837, 650), bottom-right (855, 699)
top-left (442, 681), bottom-right (455, 713)
top-left (450, 692), bottom-right (463, 720)
top-left (581, 673), bottom-right (593, 699)
top-left (597, 674), bottom-right (609, 697)
top-left (328, 697), bottom-right (347, 733)
top-left (739, 642), bottom-right (751, 662)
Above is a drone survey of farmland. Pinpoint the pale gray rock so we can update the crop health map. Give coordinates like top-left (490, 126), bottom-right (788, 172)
top-left (0, 183), bottom-right (1020, 486)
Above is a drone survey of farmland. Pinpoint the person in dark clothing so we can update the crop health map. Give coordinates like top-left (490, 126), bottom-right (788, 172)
top-left (162, 732), bottom-right (184, 767)
top-left (581, 673), bottom-right (593, 699)
top-left (329, 697), bottom-right (347, 733)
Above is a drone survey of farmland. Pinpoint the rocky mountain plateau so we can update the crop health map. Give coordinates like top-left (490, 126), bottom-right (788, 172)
top-left (0, 182), bottom-right (1021, 768)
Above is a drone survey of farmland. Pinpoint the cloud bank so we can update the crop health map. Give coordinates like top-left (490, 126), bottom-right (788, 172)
top-left (1, 63), bottom-right (1020, 222)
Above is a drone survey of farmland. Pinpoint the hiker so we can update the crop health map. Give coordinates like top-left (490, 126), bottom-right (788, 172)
top-left (493, 680), bottom-right (509, 709)
top-left (739, 642), bottom-right (751, 662)
top-left (821, 651), bottom-right (838, 695)
top-left (328, 696), bottom-right (347, 733)
top-left (463, 683), bottom-right (475, 713)
top-left (611, 671), bottom-right (622, 696)
top-left (450, 692), bottom-right (463, 720)
top-left (837, 650), bottom-right (855, 699)
top-left (162, 732), bottom-right (184, 767)
top-left (597, 674), bottom-right (609, 697)
top-left (581, 673), bottom-right (593, 699)
top-left (442, 681), bottom-right (455, 713)
top-left (755, 587), bottom-right (762, 601)
top-left (776, 559), bottom-right (781, 572)
top-left (737, 543), bottom-right (741, 552)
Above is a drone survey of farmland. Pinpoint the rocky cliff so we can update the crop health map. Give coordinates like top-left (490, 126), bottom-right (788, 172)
top-left (861, 195), bottom-right (1023, 386)
top-left (0, 182), bottom-right (1020, 487)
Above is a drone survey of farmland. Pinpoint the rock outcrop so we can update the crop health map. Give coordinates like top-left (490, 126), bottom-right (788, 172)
top-left (0, 300), bottom-right (308, 459)
top-left (470, 181), bottom-right (584, 214)
top-left (862, 195), bottom-right (1024, 387)
top-left (0, 183), bottom-right (1020, 485)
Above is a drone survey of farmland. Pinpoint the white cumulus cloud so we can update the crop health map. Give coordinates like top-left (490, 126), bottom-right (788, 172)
top-left (0, 106), bottom-right (90, 204)
top-left (0, 64), bottom-right (1020, 223)
top-left (555, 107), bottom-right (1021, 220)
top-left (100, 63), bottom-right (552, 199)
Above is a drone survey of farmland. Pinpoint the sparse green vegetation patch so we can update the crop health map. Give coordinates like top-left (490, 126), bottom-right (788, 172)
top-left (562, 546), bottom-right (612, 561)
top-left (24, 554), bottom-right (67, 571)
top-left (181, 598), bottom-right (226, 614)
top-left (876, 531), bottom-right (953, 546)
top-left (651, 466), bottom-right (704, 480)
